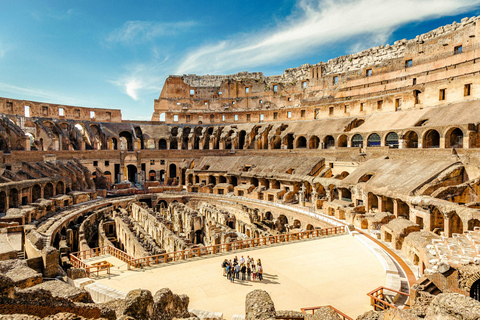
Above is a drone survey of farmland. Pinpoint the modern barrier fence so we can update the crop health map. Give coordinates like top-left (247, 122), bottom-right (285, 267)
top-left (300, 305), bottom-right (353, 320)
top-left (366, 286), bottom-right (410, 310)
top-left (70, 226), bottom-right (346, 272)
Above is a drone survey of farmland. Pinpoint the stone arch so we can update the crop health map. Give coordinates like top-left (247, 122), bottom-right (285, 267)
top-left (468, 219), bottom-right (480, 231)
top-left (385, 132), bottom-right (399, 148)
top-left (32, 184), bottom-right (42, 202)
top-left (44, 183), bottom-right (54, 199)
top-left (293, 219), bottom-right (301, 228)
top-left (169, 163), bottom-right (177, 179)
top-left (208, 175), bottom-right (216, 185)
top-left (0, 191), bottom-right (5, 212)
top-left (306, 224), bottom-right (314, 231)
top-left (432, 207), bottom-right (444, 233)
top-left (271, 136), bottom-right (282, 149)
top-left (127, 165), bottom-right (137, 183)
top-left (367, 133), bottom-right (381, 147)
top-left (296, 136), bottom-right (307, 148)
top-left (158, 139), bottom-right (167, 149)
top-left (264, 211), bottom-right (274, 221)
top-left (445, 127), bottom-right (464, 148)
top-left (119, 131), bottom-right (133, 150)
top-left (219, 176), bottom-right (227, 183)
top-left (187, 174), bottom-right (194, 185)
top-left (237, 130), bottom-right (246, 150)
top-left (404, 131), bottom-right (419, 148)
top-left (309, 136), bottom-right (319, 149)
top-left (423, 129), bottom-right (440, 148)
top-left (9, 188), bottom-right (19, 208)
top-left (449, 212), bottom-right (463, 236)
top-left (56, 181), bottom-right (64, 195)
top-left (110, 137), bottom-right (118, 150)
top-left (367, 192), bottom-right (378, 211)
top-left (149, 170), bottom-right (156, 181)
top-left (351, 134), bottom-right (363, 148)
top-left (338, 135), bottom-right (348, 148)
top-left (324, 135), bottom-right (335, 149)
top-left (284, 134), bottom-right (294, 149)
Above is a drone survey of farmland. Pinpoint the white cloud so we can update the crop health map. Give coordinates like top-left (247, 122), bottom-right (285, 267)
top-left (176, 0), bottom-right (480, 74)
top-left (109, 57), bottom-right (172, 101)
top-left (0, 83), bottom-right (98, 107)
top-left (106, 20), bottom-right (196, 44)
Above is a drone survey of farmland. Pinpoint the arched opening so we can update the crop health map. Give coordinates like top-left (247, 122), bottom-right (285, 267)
top-left (252, 177), bottom-right (259, 187)
top-left (432, 208), bottom-right (444, 234)
top-left (56, 181), bottom-right (64, 195)
top-left (208, 175), bottom-right (216, 185)
top-left (111, 137), bottom-right (118, 150)
top-left (309, 136), bottom-right (319, 149)
top-left (385, 132), bottom-right (399, 148)
top-left (306, 224), bottom-right (314, 231)
top-left (397, 200), bottom-right (410, 219)
top-left (170, 139), bottom-right (178, 150)
top-left (193, 127), bottom-right (203, 150)
top-left (449, 212), bottom-right (463, 236)
top-left (324, 135), bottom-right (335, 149)
top-left (367, 133), bottom-right (381, 147)
top-left (159, 112), bottom-right (166, 122)
top-left (169, 163), bottom-right (177, 179)
top-left (159, 170), bottom-right (165, 183)
top-left (230, 176), bottom-right (238, 187)
top-left (0, 135), bottom-right (10, 153)
top-left (149, 170), bottom-right (156, 181)
top-left (470, 279), bottom-right (480, 301)
top-left (352, 134), bottom-right (363, 148)
top-left (219, 176), bottom-right (227, 183)
top-left (44, 183), bottom-right (54, 199)
top-left (271, 180), bottom-right (280, 189)
top-left (158, 139), bottom-right (167, 150)
top-left (32, 185), bottom-right (42, 202)
top-left (404, 131), bottom-right (418, 148)
top-left (293, 219), bottom-right (301, 228)
top-left (271, 136), bottom-right (282, 149)
top-left (104, 171), bottom-right (112, 184)
top-left (338, 135), bottom-right (348, 148)
top-left (265, 211), bottom-right (274, 221)
top-left (284, 134), bottom-right (294, 149)
top-left (446, 128), bottom-right (464, 148)
top-left (423, 129), bottom-right (440, 148)
top-left (368, 193), bottom-right (378, 211)
top-left (468, 219), bottom-right (480, 231)
top-left (0, 191), bottom-right (6, 212)
top-left (9, 189), bottom-right (19, 208)
top-left (119, 131), bottom-right (133, 151)
top-left (296, 136), bottom-right (307, 148)
top-left (238, 130), bottom-right (246, 150)
top-left (127, 165), bottom-right (137, 183)
top-left (182, 127), bottom-right (191, 150)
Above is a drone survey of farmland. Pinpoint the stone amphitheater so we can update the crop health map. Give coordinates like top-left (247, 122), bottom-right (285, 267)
top-left (3, 15), bottom-right (480, 320)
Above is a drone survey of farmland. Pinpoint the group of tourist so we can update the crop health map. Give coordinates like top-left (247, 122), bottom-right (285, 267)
top-left (221, 255), bottom-right (263, 283)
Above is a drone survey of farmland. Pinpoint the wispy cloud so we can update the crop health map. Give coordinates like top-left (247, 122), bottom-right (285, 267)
top-left (176, 0), bottom-right (480, 74)
top-left (106, 20), bottom-right (196, 45)
top-left (31, 8), bottom-right (75, 21)
top-left (0, 83), bottom-right (99, 107)
top-left (109, 56), bottom-right (172, 100)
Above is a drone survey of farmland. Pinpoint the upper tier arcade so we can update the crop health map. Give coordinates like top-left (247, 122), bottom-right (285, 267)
top-left (152, 16), bottom-right (480, 125)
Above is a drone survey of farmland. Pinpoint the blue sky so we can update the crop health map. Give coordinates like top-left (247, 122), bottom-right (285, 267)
top-left (1, 0), bottom-right (480, 120)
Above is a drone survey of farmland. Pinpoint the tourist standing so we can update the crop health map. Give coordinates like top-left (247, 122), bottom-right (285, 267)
top-left (235, 263), bottom-right (240, 279)
top-left (233, 256), bottom-right (238, 266)
top-left (240, 255), bottom-right (245, 265)
top-left (252, 264), bottom-right (257, 281)
top-left (247, 264), bottom-right (252, 280)
top-left (258, 264), bottom-right (263, 281)
top-left (241, 263), bottom-right (246, 280)
top-left (222, 259), bottom-right (227, 276)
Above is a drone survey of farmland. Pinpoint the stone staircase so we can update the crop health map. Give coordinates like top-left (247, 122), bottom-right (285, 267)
top-left (16, 251), bottom-right (25, 260)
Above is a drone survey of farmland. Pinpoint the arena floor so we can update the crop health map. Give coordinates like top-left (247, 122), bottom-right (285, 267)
top-left (93, 234), bottom-right (385, 319)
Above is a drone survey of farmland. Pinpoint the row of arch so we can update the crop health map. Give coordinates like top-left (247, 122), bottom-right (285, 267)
top-left (0, 180), bottom-right (65, 212)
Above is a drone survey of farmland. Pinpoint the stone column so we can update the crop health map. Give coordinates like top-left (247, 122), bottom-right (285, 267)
top-left (377, 195), bottom-right (384, 212)
top-left (440, 137), bottom-right (446, 149)
top-left (444, 217), bottom-right (451, 237)
top-left (463, 134), bottom-right (470, 149)
top-left (398, 138), bottom-right (405, 149)
top-left (393, 199), bottom-right (399, 217)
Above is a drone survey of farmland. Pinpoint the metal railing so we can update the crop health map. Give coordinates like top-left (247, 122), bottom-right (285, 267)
top-left (300, 305), bottom-right (352, 320)
top-left (366, 286), bottom-right (410, 310)
top-left (70, 226), bottom-right (346, 272)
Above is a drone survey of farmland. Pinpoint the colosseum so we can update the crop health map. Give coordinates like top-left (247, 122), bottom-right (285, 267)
top-left (3, 14), bottom-right (480, 320)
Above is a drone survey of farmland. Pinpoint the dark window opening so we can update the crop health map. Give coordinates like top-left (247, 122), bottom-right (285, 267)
top-left (405, 59), bottom-right (412, 68)
top-left (454, 45), bottom-right (463, 55)
top-left (439, 89), bottom-right (446, 101)
top-left (465, 84), bottom-right (472, 96)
